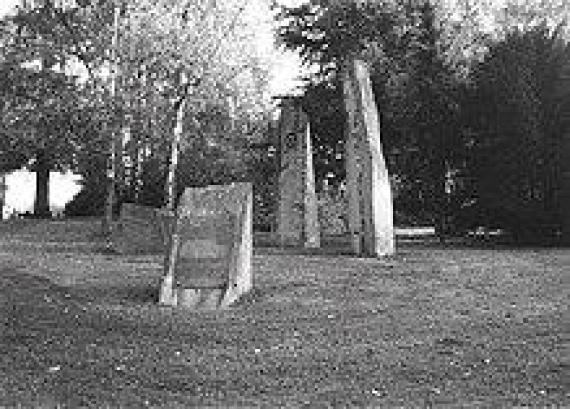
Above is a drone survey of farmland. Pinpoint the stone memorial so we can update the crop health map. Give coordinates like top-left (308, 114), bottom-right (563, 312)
top-left (159, 183), bottom-right (253, 309)
top-left (112, 203), bottom-right (166, 254)
top-left (343, 58), bottom-right (395, 257)
top-left (276, 97), bottom-right (320, 248)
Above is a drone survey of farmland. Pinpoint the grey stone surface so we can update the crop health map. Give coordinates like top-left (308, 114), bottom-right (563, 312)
top-left (343, 59), bottom-right (395, 257)
top-left (277, 98), bottom-right (320, 248)
top-left (159, 183), bottom-right (253, 309)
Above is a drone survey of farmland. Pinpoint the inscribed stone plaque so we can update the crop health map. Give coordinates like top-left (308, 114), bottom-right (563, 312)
top-left (174, 212), bottom-right (234, 288)
top-left (159, 183), bottom-right (253, 309)
top-left (112, 203), bottom-right (165, 254)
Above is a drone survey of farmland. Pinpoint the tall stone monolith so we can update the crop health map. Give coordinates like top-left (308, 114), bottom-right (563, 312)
top-left (343, 58), bottom-right (394, 257)
top-left (277, 98), bottom-right (320, 248)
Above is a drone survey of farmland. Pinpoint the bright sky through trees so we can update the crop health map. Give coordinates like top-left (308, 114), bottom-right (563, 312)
top-left (0, 0), bottom-right (19, 16)
top-left (2, 0), bottom-right (567, 214)
top-left (0, 0), bottom-right (306, 96)
top-left (0, 0), bottom-right (84, 215)
top-left (0, 0), bottom-right (305, 215)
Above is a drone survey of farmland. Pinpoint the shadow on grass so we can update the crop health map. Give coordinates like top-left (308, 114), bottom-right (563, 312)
top-left (0, 267), bottom-right (161, 311)
top-left (70, 282), bottom-right (161, 307)
top-left (0, 268), bottom-right (70, 301)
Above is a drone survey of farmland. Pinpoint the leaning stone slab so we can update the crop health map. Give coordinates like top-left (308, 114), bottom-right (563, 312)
top-left (343, 58), bottom-right (395, 257)
top-left (159, 183), bottom-right (253, 309)
top-left (112, 203), bottom-right (166, 254)
top-left (276, 97), bottom-right (320, 248)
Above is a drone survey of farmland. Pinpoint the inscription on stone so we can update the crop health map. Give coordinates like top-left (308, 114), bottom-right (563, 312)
top-left (159, 183), bottom-right (253, 309)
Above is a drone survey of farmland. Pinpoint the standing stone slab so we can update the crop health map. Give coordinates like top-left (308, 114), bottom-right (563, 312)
top-left (277, 98), bottom-right (320, 248)
top-left (159, 183), bottom-right (253, 309)
top-left (343, 58), bottom-right (395, 257)
top-left (112, 203), bottom-right (165, 254)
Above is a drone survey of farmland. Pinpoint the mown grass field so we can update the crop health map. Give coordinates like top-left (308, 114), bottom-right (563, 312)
top-left (0, 219), bottom-right (567, 408)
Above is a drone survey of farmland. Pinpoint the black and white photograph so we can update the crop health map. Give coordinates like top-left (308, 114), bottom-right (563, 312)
top-left (0, 0), bottom-right (567, 407)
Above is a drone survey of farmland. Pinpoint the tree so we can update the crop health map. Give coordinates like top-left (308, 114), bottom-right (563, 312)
top-left (0, 0), bottom-right (120, 218)
top-left (299, 81), bottom-right (346, 189)
top-left (277, 1), bottom-right (471, 235)
top-left (467, 22), bottom-right (570, 242)
top-left (113, 0), bottom-right (272, 209)
top-left (389, 1), bottom-right (466, 238)
top-left (2, 0), bottom-right (273, 222)
top-left (0, 9), bottom-right (91, 216)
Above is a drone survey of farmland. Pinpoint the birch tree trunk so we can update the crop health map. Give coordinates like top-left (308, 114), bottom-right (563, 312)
top-left (102, 5), bottom-right (120, 236)
top-left (166, 97), bottom-right (186, 211)
top-left (165, 71), bottom-right (189, 211)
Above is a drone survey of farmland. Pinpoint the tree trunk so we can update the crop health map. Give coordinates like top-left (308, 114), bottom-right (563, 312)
top-left (134, 140), bottom-right (144, 202)
top-left (166, 97), bottom-right (186, 211)
top-left (0, 173), bottom-right (5, 219)
top-left (434, 156), bottom-right (449, 243)
top-left (101, 122), bottom-right (117, 235)
top-left (34, 151), bottom-right (51, 218)
top-left (101, 5), bottom-right (121, 237)
top-left (559, 130), bottom-right (570, 245)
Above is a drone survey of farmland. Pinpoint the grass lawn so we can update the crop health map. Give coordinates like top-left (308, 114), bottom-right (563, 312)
top-left (0, 219), bottom-right (567, 408)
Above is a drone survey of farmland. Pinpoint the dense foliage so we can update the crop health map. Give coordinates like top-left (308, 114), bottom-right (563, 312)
top-left (1, 0), bottom-right (273, 219)
top-left (276, 0), bottom-right (570, 242)
top-left (465, 23), bottom-right (570, 242)
top-left (3, 0), bottom-right (570, 244)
